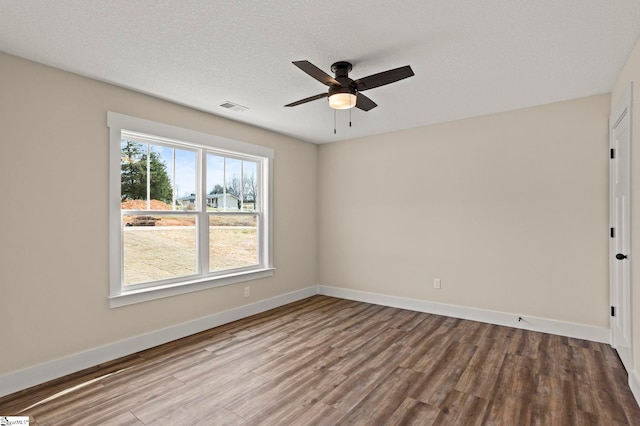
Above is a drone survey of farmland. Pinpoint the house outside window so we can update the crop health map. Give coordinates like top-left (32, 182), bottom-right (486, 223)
top-left (108, 112), bottom-right (274, 307)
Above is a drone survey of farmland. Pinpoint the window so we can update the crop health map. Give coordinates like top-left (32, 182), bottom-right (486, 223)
top-left (108, 112), bottom-right (273, 307)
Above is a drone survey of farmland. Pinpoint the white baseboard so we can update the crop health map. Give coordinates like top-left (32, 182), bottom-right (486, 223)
top-left (318, 285), bottom-right (610, 343)
top-left (630, 370), bottom-right (640, 407)
top-left (0, 286), bottom-right (317, 399)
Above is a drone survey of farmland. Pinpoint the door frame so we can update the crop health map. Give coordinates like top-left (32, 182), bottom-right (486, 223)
top-left (610, 82), bottom-right (634, 373)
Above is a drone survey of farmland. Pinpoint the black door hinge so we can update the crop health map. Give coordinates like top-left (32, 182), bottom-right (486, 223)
top-left (611, 148), bottom-right (616, 159)
top-left (611, 306), bottom-right (615, 317)
top-left (611, 227), bottom-right (615, 238)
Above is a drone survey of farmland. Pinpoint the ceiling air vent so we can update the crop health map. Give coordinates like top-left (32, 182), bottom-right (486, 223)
top-left (220, 101), bottom-right (248, 112)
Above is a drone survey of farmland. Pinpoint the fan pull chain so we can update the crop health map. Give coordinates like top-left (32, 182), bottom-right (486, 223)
top-left (334, 109), bottom-right (337, 134)
top-left (349, 105), bottom-right (352, 127)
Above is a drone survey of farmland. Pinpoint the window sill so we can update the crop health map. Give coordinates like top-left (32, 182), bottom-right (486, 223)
top-left (109, 268), bottom-right (275, 308)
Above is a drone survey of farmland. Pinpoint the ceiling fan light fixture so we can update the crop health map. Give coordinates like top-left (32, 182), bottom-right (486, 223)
top-left (328, 92), bottom-right (357, 110)
top-left (285, 60), bottom-right (413, 112)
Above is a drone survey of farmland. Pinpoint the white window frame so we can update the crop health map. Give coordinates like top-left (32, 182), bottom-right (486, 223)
top-left (108, 112), bottom-right (274, 308)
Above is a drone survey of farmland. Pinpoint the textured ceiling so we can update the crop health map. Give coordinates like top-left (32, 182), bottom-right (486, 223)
top-left (1, 1), bottom-right (639, 144)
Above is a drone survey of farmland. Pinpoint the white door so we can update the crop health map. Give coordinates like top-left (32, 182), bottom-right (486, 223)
top-left (610, 83), bottom-right (633, 373)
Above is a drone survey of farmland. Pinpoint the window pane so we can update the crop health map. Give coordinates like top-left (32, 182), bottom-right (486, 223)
top-left (121, 140), bottom-right (180, 211)
top-left (225, 158), bottom-right (242, 211)
top-left (123, 214), bottom-right (197, 285)
top-left (174, 148), bottom-right (198, 210)
top-left (206, 154), bottom-right (225, 211)
top-left (209, 214), bottom-right (258, 272)
top-left (242, 161), bottom-right (258, 211)
top-left (120, 140), bottom-right (148, 208)
top-left (147, 144), bottom-right (173, 206)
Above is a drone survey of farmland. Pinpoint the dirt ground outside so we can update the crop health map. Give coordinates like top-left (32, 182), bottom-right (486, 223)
top-left (121, 199), bottom-right (258, 286)
top-left (123, 225), bottom-right (258, 286)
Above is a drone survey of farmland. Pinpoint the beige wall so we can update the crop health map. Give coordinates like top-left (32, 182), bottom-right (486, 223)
top-left (0, 52), bottom-right (318, 374)
top-left (611, 34), bottom-right (640, 380)
top-left (318, 94), bottom-right (610, 327)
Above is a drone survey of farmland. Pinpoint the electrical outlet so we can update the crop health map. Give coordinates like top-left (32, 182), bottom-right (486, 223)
top-left (433, 278), bottom-right (441, 289)
top-left (244, 286), bottom-right (250, 297)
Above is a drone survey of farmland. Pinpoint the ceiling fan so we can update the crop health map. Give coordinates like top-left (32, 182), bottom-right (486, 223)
top-left (285, 60), bottom-right (414, 111)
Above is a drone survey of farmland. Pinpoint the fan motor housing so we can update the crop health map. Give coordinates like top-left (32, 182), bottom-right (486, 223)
top-left (331, 61), bottom-right (353, 77)
top-left (331, 61), bottom-right (356, 93)
top-left (328, 85), bottom-right (356, 98)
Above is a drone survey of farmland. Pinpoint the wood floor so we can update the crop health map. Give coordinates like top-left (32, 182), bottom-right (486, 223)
top-left (1, 295), bottom-right (639, 425)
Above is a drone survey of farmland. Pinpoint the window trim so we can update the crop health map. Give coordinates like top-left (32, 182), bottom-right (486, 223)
top-left (107, 112), bottom-right (274, 308)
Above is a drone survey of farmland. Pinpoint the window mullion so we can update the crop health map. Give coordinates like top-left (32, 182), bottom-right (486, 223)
top-left (199, 149), bottom-right (209, 275)
top-left (172, 148), bottom-right (176, 210)
top-left (240, 161), bottom-right (244, 211)
top-left (222, 157), bottom-right (227, 211)
top-left (258, 160), bottom-right (263, 266)
top-left (146, 143), bottom-right (151, 210)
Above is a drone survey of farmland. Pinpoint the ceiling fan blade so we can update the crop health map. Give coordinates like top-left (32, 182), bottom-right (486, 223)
top-left (285, 93), bottom-right (328, 107)
top-left (355, 92), bottom-right (377, 111)
top-left (292, 60), bottom-right (340, 86)
top-left (354, 65), bottom-right (414, 91)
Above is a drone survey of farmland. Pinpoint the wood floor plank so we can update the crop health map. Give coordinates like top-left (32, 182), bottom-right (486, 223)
top-left (492, 353), bottom-right (535, 402)
top-left (338, 367), bottom-right (428, 425)
top-left (224, 358), bottom-right (339, 419)
top-left (90, 410), bottom-right (144, 426)
top-left (0, 354), bottom-right (144, 415)
top-left (454, 339), bottom-right (506, 399)
top-left (535, 333), bottom-right (573, 382)
top-left (274, 322), bottom-right (339, 353)
top-left (507, 328), bottom-right (541, 358)
top-left (173, 345), bottom-right (284, 384)
top-left (252, 344), bottom-right (338, 381)
top-left (575, 410), bottom-right (629, 426)
top-left (572, 346), bottom-right (631, 423)
top-left (328, 328), bottom-right (407, 376)
top-left (387, 309), bottom-right (431, 332)
top-left (204, 328), bottom-right (289, 355)
top-left (40, 375), bottom-right (183, 426)
top-left (130, 371), bottom-right (267, 424)
top-left (452, 319), bottom-right (485, 344)
top-left (609, 360), bottom-right (640, 423)
top-left (396, 313), bottom-right (447, 348)
top-left (483, 395), bottom-right (532, 426)
top-left (142, 397), bottom-right (245, 426)
top-left (146, 406), bottom-right (244, 426)
top-left (322, 343), bottom-right (415, 412)
top-left (432, 389), bottom-right (490, 426)
top-left (68, 405), bottom-right (147, 426)
top-left (101, 345), bottom-right (213, 387)
top-left (240, 370), bottom-right (347, 425)
top-left (286, 402), bottom-right (347, 426)
top-left (399, 328), bottom-right (455, 373)
top-left (23, 382), bottom-right (109, 425)
top-left (1, 295), bottom-right (638, 425)
top-left (531, 375), bottom-right (578, 425)
top-left (386, 397), bottom-right (440, 425)
top-left (409, 341), bottom-right (478, 406)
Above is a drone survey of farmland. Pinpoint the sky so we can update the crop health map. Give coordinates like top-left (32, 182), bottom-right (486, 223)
top-left (144, 142), bottom-right (257, 200)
